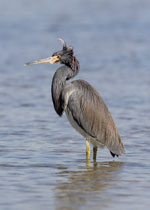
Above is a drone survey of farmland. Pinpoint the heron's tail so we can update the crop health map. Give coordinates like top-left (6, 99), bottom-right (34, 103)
top-left (110, 151), bottom-right (118, 158)
top-left (106, 135), bottom-right (125, 157)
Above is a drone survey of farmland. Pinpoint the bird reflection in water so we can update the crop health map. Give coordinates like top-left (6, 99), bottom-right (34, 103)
top-left (55, 161), bottom-right (123, 210)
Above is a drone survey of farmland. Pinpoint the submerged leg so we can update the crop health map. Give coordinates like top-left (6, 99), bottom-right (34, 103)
top-left (93, 146), bottom-right (98, 161)
top-left (86, 140), bottom-right (91, 160)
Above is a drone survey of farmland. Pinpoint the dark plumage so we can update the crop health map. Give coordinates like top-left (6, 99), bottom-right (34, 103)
top-left (25, 38), bottom-right (125, 160)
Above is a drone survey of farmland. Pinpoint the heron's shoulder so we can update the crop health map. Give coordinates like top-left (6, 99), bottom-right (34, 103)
top-left (71, 80), bottom-right (104, 103)
top-left (63, 80), bottom-right (94, 96)
top-left (71, 79), bottom-right (93, 89)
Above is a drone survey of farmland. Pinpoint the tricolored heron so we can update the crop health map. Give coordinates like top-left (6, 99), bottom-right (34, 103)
top-left (25, 38), bottom-right (125, 160)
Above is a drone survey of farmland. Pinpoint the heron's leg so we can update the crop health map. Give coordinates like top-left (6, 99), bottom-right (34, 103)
top-left (86, 140), bottom-right (90, 160)
top-left (93, 146), bottom-right (98, 161)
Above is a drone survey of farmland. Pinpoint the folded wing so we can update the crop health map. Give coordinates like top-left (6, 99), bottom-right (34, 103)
top-left (62, 79), bottom-right (125, 156)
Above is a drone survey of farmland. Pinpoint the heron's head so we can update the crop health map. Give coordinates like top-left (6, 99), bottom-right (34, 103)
top-left (25, 38), bottom-right (74, 66)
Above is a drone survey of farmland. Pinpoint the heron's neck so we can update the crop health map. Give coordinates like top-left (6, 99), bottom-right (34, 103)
top-left (65, 56), bottom-right (80, 78)
top-left (51, 56), bottom-right (80, 116)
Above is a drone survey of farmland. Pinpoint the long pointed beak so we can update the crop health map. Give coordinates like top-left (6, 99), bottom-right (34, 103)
top-left (24, 56), bottom-right (59, 66)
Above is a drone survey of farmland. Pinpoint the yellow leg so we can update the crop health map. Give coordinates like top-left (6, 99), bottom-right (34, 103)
top-left (93, 146), bottom-right (98, 161)
top-left (86, 140), bottom-right (91, 160)
top-left (86, 159), bottom-right (90, 168)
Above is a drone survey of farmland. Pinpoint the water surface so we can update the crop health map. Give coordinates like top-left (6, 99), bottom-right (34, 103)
top-left (0, 0), bottom-right (149, 209)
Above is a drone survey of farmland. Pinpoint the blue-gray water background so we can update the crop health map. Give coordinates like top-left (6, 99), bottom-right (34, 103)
top-left (0, 0), bottom-right (149, 209)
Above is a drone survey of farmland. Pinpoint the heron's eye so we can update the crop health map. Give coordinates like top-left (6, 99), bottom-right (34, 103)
top-left (57, 56), bottom-right (60, 59)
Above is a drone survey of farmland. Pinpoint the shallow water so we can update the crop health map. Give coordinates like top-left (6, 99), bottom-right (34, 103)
top-left (0, 0), bottom-right (150, 209)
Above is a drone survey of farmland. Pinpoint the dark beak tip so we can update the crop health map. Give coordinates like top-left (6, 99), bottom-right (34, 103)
top-left (24, 62), bottom-right (30, 66)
